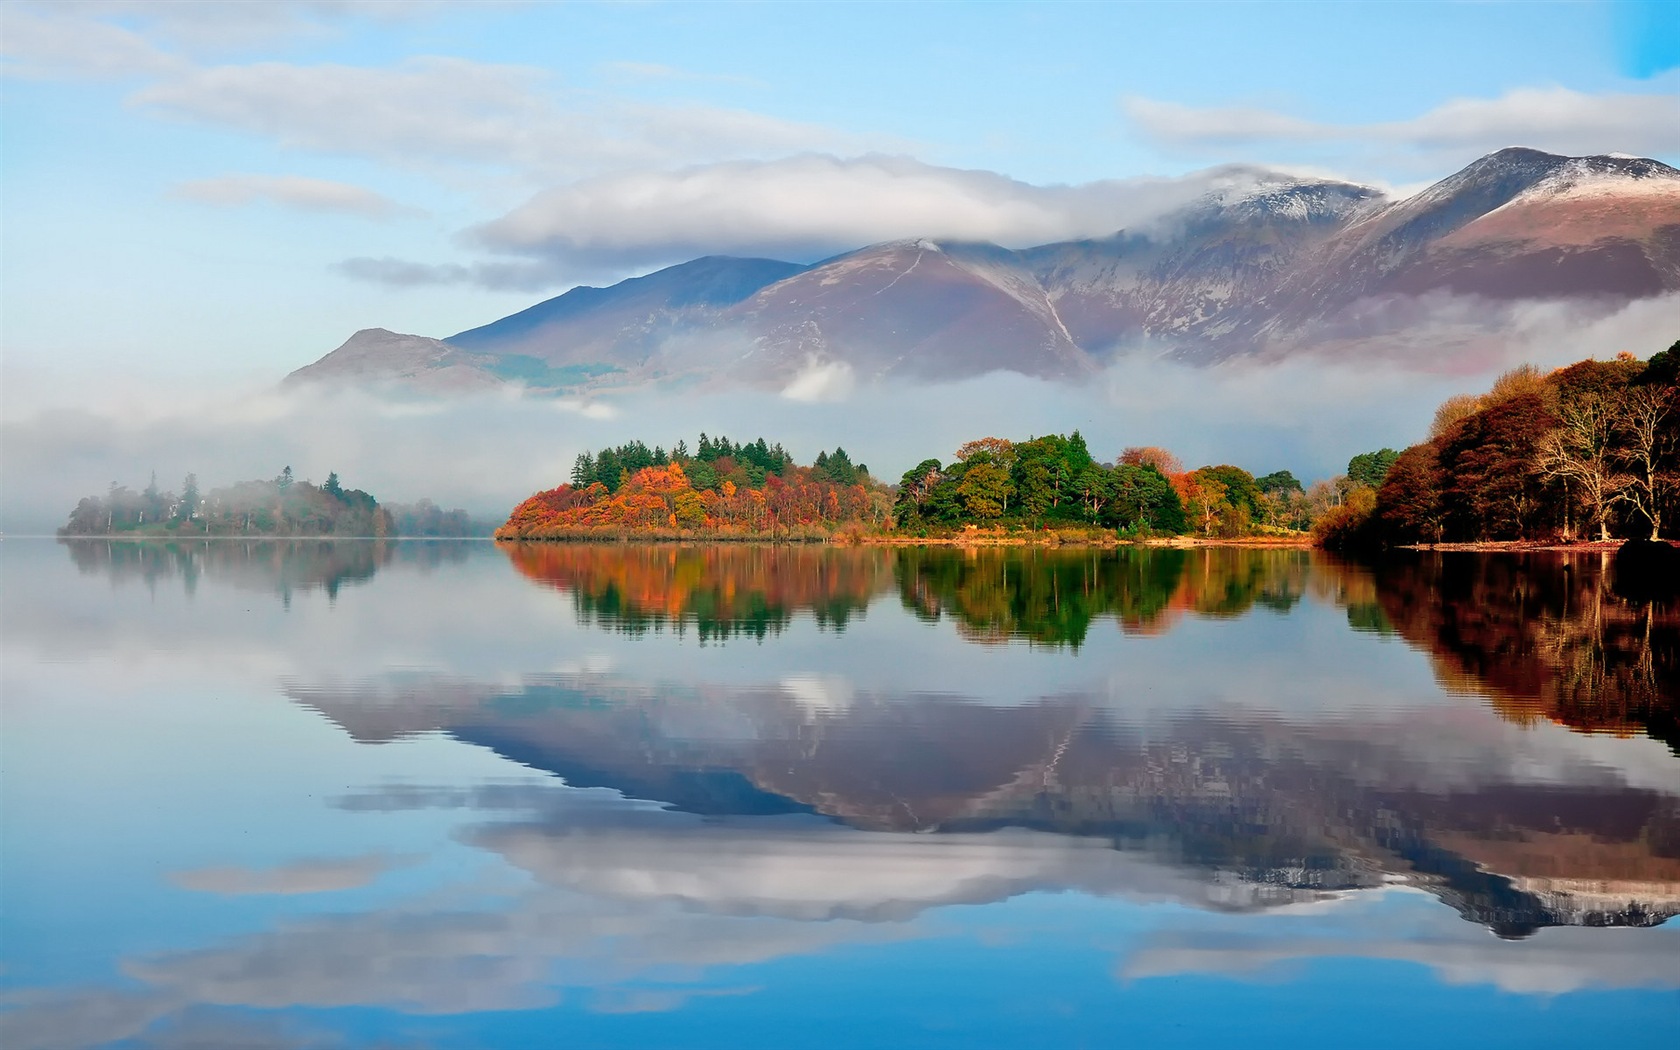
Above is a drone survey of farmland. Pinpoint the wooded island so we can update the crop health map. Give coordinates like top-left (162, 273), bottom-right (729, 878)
top-left (496, 343), bottom-right (1678, 548)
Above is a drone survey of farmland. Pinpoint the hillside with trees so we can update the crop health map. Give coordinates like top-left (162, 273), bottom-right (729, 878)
top-left (1317, 343), bottom-right (1679, 549)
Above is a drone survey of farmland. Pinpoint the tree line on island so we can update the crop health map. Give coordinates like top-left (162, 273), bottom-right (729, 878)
top-left (59, 467), bottom-right (488, 538)
top-left (497, 428), bottom-right (1390, 542)
top-left (502, 434), bottom-right (892, 540)
top-left (501, 340), bottom-right (1673, 547)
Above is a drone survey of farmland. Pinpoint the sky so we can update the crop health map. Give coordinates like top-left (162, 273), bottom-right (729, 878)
top-left (1, 1), bottom-right (1678, 524)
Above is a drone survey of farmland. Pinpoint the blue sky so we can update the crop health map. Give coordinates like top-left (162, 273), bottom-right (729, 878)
top-left (2, 0), bottom-right (1676, 391)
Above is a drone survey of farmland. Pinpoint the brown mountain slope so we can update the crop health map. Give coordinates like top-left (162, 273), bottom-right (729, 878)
top-left (722, 239), bottom-right (1094, 383)
top-left (286, 150), bottom-right (1680, 389)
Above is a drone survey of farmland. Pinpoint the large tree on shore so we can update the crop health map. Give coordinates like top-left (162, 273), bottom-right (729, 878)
top-left (1534, 392), bottom-right (1628, 541)
top-left (1611, 384), bottom-right (1678, 540)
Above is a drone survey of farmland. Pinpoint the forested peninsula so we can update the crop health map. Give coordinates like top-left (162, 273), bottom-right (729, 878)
top-left (495, 431), bottom-right (1365, 543)
top-left (59, 468), bottom-right (487, 538)
top-left (498, 343), bottom-right (1677, 549)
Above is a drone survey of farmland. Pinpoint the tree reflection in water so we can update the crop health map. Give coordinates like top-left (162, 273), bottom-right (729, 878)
top-left (501, 543), bottom-right (893, 641)
top-left (1371, 551), bottom-right (1678, 749)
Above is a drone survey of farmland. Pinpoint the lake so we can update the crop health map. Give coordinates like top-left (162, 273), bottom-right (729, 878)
top-left (2, 538), bottom-right (1676, 1049)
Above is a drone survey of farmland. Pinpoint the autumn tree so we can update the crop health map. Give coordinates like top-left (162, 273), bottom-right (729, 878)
top-left (1120, 446), bottom-right (1183, 476)
top-left (1177, 474), bottom-right (1229, 537)
top-left (1437, 391), bottom-right (1557, 539)
top-left (1611, 384), bottom-right (1678, 540)
top-left (1373, 445), bottom-right (1442, 545)
top-left (1429, 394), bottom-right (1482, 440)
top-left (1194, 465), bottom-right (1261, 528)
top-left (957, 460), bottom-right (1013, 519)
top-left (1534, 392), bottom-right (1627, 541)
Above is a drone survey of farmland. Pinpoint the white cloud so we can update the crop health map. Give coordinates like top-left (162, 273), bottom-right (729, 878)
top-left (132, 57), bottom-right (561, 167)
top-left (1123, 87), bottom-right (1680, 161)
top-left (130, 56), bottom-right (883, 179)
top-left (333, 255), bottom-right (566, 291)
top-left (16, 1), bottom-right (489, 53)
top-left (173, 174), bottom-right (407, 217)
top-left (780, 358), bottom-right (856, 402)
top-left (1124, 894), bottom-right (1680, 996)
top-left (478, 819), bottom-right (1301, 923)
top-left (0, 8), bottom-right (180, 80)
top-left (471, 154), bottom-right (1327, 272)
top-left (0, 881), bottom-right (894, 1050)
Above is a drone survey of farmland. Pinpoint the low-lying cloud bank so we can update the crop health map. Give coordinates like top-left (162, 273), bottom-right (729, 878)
top-left (465, 154), bottom-right (1355, 279)
top-left (3, 293), bottom-right (1672, 535)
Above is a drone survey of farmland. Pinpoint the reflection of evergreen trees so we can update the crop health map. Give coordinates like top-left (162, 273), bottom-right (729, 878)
top-left (501, 545), bottom-right (1329, 649)
top-left (59, 538), bottom-right (473, 602)
top-left (894, 547), bottom-right (1312, 648)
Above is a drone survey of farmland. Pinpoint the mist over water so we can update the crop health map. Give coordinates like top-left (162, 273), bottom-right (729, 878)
top-left (3, 291), bottom-right (1673, 535)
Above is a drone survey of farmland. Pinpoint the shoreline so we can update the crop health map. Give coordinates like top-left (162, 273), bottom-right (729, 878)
top-left (1399, 539), bottom-right (1671, 553)
top-left (855, 533), bottom-right (1314, 549)
top-left (47, 534), bottom-right (494, 541)
top-left (44, 533), bottom-right (1672, 553)
top-left (488, 531), bottom-right (1317, 550)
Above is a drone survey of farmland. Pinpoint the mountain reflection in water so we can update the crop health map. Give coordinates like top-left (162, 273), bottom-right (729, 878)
top-left (271, 543), bottom-right (1680, 939)
top-left (8, 539), bottom-right (1677, 1049)
top-left (498, 542), bottom-right (1676, 744)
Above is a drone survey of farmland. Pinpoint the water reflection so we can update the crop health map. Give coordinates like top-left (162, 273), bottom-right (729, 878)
top-left (8, 539), bottom-right (1678, 1049)
top-left (895, 546), bottom-right (1313, 647)
top-left (59, 536), bottom-right (474, 603)
top-left (290, 667), bottom-right (1680, 939)
top-left (1372, 551), bottom-right (1679, 749)
top-left (503, 543), bottom-right (892, 640)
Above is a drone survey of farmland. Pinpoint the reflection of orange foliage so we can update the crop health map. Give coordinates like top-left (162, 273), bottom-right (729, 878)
top-left (497, 464), bottom-right (876, 538)
top-left (501, 543), bottom-right (893, 630)
top-left (1174, 547), bottom-right (1311, 619)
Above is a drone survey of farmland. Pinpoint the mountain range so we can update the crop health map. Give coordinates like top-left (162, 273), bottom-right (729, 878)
top-left (287, 148), bottom-right (1680, 392)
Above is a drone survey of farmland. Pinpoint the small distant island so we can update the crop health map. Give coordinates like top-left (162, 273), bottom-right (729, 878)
top-left (59, 467), bottom-right (488, 538)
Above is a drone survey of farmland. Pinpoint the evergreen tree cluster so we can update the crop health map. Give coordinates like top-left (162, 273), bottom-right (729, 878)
top-left (568, 434), bottom-right (861, 495)
top-left (62, 467), bottom-right (392, 537)
top-left (60, 469), bottom-right (484, 538)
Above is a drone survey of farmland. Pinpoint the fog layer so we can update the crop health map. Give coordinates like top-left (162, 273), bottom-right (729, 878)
top-left (3, 293), bottom-right (1673, 534)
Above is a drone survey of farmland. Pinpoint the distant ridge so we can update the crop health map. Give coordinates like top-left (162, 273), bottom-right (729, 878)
top-left (285, 148), bottom-right (1680, 390)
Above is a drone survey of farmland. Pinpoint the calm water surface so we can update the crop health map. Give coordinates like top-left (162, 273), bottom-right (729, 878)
top-left (2, 539), bottom-right (1676, 1049)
